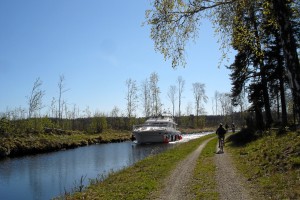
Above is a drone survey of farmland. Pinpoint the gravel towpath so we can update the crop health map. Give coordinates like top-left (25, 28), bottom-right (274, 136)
top-left (215, 144), bottom-right (252, 200)
top-left (155, 137), bottom-right (253, 200)
top-left (155, 138), bottom-right (213, 200)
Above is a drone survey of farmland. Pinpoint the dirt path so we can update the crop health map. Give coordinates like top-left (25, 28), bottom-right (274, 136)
top-left (155, 137), bottom-right (253, 200)
top-left (215, 143), bottom-right (252, 200)
top-left (155, 138), bottom-right (214, 200)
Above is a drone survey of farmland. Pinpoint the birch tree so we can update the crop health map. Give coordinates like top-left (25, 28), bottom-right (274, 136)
top-left (150, 72), bottom-right (161, 116)
top-left (192, 82), bottom-right (208, 125)
top-left (177, 76), bottom-right (185, 119)
top-left (57, 75), bottom-right (68, 121)
top-left (125, 78), bottom-right (138, 118)
top-left (214, 91), bottom-right (220, 115)
top-left (140, 79), bottom-right (151, 117)
top-left (146, 0), bottom-right (300, 122)
top-left (219, 92), bottom-right (232, 116)
top-left (167, 85), bottom-right (177, 116)
top-left (28, 78), bottom-right (45, 118)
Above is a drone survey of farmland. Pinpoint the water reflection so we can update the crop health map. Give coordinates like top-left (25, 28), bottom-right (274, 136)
top-left (0, 141), bottom-right (172, 200)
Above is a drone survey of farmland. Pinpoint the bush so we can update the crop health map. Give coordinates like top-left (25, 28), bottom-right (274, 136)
top-left (227, 127), bottom-right (259, 146)
top-left (0, 118), bottom-right (11, 137)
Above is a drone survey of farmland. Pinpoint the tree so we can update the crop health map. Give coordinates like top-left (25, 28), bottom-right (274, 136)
top-left (140, 79), bottom-right (151, 117)
top-left (28, 78), bottom-right (45, 118)
top-left (167, 85), bottom-right (177, 116)
top-left (150, 72), bottom-right (161, 116)
top-left (263, 22), bottom-right (288, 125)
top-left (125, 78), bottom-right (138, 118)
top-left (185, 102), bottom-right (193, 116)
top-left (146, 0), bottom-right (235, 68)
top-left (146, 0), bottom-right (300, 122)
top-left (177, 76), bottom-right (185, 120)
top-left (110, 106), bottom-right (120, 129)
top-left (192, 83), bottom-right (207, 115)
top-left (218, 92), bottom-right (231, 116)
top-left (48, 97), bottom-right (57, 118)
top-left (272, 0), bottom-right (300, 120)
top-left (89, 112), bottom-right (107, 133)
top-left (57, 75), bottom-right (69, 121)
top-left (226, 0), bottom-right (297, 128)
top-left (214, 91), bottom-right (220, 115)
top-left (84, 106), bottom-right (92, 118)
top-left (234, 87), bottom-right (248, 119)
top-left (192, 82), bottom-right (208, 127)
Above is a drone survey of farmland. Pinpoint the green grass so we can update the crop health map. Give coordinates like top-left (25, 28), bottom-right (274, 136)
top-left (61, 134), bottom-right (215, 200)
top-left (227, 131), bottom-right (300, 199)
top-left (188, 137), bottom-right (219, 199)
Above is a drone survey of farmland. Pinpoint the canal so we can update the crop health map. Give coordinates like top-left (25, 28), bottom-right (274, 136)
top-left (0, 133), bottom-right (210, 200)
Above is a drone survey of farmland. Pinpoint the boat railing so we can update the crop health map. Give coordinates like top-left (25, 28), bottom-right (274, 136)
top-left (133, 123), bottom-right (169, 130)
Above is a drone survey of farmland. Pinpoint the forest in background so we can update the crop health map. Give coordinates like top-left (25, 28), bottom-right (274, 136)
top-left (0, 110), bottom-right (297, 138)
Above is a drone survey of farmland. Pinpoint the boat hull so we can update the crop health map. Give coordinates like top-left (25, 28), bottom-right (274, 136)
top-left (133, 130), bottom-right (181, 144)
top-left (132, 112), bottom-right (181, 144)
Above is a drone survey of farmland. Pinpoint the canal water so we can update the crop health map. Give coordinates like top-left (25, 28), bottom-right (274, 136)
top-left (0, 133), bottom-right (210, 200)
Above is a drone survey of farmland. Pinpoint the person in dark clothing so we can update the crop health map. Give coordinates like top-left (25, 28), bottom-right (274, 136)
top-left (225, 123), bottom-right (229, 130)
top-left (216, 123), bottom-right (227, 151)
top-left (231, 123), bottom-right (236, 133)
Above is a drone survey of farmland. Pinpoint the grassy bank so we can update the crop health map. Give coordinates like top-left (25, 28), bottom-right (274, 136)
top-left (0, 130), bottom-right (132, 158)
top-left (0, 127), bottom-right (212, 159)
top-left (59, 134), bottom-right (215, 200)
top-left (227, 130), bottom-right (300, 199)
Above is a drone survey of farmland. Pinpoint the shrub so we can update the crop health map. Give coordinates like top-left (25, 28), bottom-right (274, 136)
top-left (227, 127), bottom-right (258, 146)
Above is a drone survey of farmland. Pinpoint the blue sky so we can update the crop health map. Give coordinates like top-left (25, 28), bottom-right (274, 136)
top-left (0, 0), bottom-right (234, 117)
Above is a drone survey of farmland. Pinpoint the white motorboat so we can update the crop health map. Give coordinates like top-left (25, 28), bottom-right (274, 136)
top-left (132, 112), bottom-right (182, 144)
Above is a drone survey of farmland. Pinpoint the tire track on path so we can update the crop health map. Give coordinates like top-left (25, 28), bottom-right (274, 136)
top-left (155, 137), bottom-right (214, 200)
top-left (215, 143), bottom-right (253, 200)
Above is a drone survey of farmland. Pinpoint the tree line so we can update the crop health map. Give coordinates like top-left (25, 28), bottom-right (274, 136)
top-left (124, 72), bottom-right (243, 127)
top-left (146, 0), bottom-right (300, 130)
top-left (1, 70), bottom-right (244, 136)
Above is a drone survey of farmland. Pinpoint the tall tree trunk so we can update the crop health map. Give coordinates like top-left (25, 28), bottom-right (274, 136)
top-left (279, 77), bottom-right (288, 125)
top-left (274, 31), bottom-right (288, 126)
top-left (276, 88), bottom-right (280, 121)
top-left (255, 103), bottom-right (265, 131)
top-left (273, 0), bottom-right (300, 121)
top-left (260, 65), bottom-right (273, 128)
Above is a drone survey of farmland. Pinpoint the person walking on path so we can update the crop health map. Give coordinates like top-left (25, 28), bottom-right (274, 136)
top-left (231, 123), bottom-right (236, 133)
top-left (225, 123), bottom-right (229, 130)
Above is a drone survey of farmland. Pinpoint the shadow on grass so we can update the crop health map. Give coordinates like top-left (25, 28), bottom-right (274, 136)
top-left (227, 128), bottom-right (259, 147)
